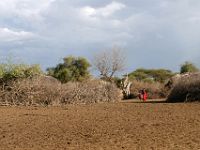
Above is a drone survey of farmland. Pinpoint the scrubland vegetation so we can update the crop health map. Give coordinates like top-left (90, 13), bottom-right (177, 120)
top-left (0, 50), bottom-right (199, 150)
top-left (0, 48), bottom-right (199, 105)
top-left (0, 57), bottom-right (121, 106)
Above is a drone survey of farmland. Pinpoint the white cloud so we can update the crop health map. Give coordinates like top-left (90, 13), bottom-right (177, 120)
top-left (81, 6), bottom-right (96, 17)
top-left (97, 1), bottom-right (126, 17)
top-left (80, 1), bottom-right (126, 18)
top-left (0, 27), bottom-right (35, 42)
top-left (0, 0), bottom-right (200, 70)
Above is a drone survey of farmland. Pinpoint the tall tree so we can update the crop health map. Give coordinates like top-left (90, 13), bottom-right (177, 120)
top-left (47, 56), bottom-right (91, 83)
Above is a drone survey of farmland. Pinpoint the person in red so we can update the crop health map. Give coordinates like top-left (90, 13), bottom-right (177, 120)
top-left (142, 88), bottom-right (147, 101)
top-left (138, 89), bottom-right (147, 101)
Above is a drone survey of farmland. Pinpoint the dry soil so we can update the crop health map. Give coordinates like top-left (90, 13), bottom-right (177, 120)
top-left (0, 101), bottom-right (200, 150)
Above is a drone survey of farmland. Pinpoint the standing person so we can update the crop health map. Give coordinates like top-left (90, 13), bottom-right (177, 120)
top-left (138, 90), bottom-right (143, 100)
top-left (142, 89), bottom-right (147, 102)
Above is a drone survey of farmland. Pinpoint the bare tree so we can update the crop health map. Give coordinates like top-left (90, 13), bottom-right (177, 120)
top-left (121, 74), bottom-right (132, 99)
top-left (94, 46), bottom-right (125, 80)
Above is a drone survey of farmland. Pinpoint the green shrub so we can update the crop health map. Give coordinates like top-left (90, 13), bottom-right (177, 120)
top-left (180, 61), bottom-right (199, 74)
top-left (0, 63), bottom-right (42, 81)
top-left (47, 56), bottom-right (91, 83)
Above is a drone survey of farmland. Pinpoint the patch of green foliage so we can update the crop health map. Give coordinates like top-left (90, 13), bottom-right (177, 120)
top-left (180, 61), bottom-right (199, 74)
top-left (47, 56), bottom-right (91, 83)
top-left (0, 63), bottom-right (42, 80)
top-left (129, 68), bottom-right (174, 83)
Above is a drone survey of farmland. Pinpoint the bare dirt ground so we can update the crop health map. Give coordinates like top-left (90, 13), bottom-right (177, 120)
top-left (0, 100), bottom-right (200, 150)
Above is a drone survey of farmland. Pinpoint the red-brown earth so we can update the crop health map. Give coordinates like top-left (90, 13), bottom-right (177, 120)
top-left (0, 100), bottom-right (200, 150)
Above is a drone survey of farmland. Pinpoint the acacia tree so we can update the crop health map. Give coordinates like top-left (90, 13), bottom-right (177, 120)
top-left (47, 56), bottom-right (91, 83)
top-left (94, 47), bottom-right (125, 81)
top-left (128, 68), bottom-right (174, 83)
top-left (180, 61), bottom-right (199, 74)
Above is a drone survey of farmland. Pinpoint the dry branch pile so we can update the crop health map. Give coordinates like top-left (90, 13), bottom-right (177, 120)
top-left (0, 76), bottom-right (121, 106)
top-left (0, 76), bottom-right (62, 106)
top-left (167, 72), bottom-right (200, 102)
top-left (61, 80), bottom-right (122, 104)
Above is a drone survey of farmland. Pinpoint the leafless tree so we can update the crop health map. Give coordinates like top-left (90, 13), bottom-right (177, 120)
top-left (94, 46), bottom-right (125, 80)
top-left (121, 74), bottom-right (132, 98)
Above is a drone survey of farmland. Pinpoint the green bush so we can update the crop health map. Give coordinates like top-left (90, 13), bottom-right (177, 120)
top-left (47, 56), bottom-right (91, 83)
top-left (0, 63), bottom-right (42, 80)
top-left (180, 61), bottom-right (199, 74)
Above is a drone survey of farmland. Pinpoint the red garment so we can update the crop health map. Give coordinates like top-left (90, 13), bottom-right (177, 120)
top-left (143, 92), bottom-right (147, 101)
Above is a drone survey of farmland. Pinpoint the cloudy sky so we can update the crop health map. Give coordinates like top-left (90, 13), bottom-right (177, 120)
top-left (0, 0), bottom-right (200, 73)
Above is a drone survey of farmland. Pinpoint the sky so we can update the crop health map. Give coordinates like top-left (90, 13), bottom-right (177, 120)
top-left (0, 0), bottom-right (200, 74)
